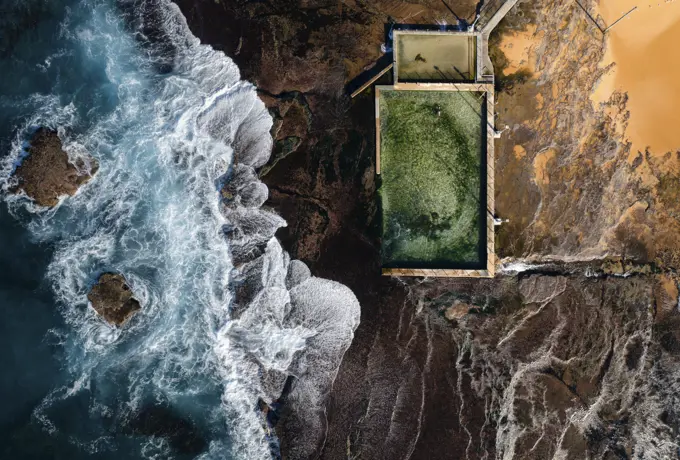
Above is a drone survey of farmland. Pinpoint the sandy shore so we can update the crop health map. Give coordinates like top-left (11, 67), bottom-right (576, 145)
top-left (592, 0), bottom-right (680, 157)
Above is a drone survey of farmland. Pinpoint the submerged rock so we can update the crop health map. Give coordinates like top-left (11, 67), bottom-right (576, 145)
top-left (87, 273), bottom-right (141, 327)
top-left (11, 128), bottom-right (98, 207)
top-left (123, 404), bottom-right (207, 456)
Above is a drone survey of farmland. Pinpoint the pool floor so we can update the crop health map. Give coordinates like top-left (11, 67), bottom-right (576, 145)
top-left (378, 89), bottom-right (486, 269)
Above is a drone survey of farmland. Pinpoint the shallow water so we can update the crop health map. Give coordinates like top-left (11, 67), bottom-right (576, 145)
top-left (396, 34), bottom-right (475, 81)
top-left (378, 89), bottom-right (485, 269)
top-left (0, 0), bottom-right (360, 458)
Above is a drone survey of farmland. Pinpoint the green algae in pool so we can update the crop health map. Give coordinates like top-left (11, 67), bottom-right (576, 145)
top-left (378, 90), bottom-right (486, 269)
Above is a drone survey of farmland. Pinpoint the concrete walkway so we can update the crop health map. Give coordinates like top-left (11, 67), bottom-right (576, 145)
top-left (480, 0), bottom-right (522, 35)
top-left (475, 0), bottom-right (522, 83)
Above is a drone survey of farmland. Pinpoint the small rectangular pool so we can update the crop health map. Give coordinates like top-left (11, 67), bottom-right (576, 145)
top-left (394, 32), bottom-right (477, 82)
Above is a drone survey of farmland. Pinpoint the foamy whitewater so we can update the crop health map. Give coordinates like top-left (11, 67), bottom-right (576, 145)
top-left (0, 0), bottom-right (360, 458)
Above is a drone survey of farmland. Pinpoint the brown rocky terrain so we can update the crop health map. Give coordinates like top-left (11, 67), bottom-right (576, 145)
top-left (87, 273), bottom-right (141, 327)
top-left (174, 0), bottom-right (680, 458)
top-left (122, 403), bottom-right (207, 455)
top-left (492, 0), bottom-right (680, 266)
top-left (11, 129), bottom-right (98, 207)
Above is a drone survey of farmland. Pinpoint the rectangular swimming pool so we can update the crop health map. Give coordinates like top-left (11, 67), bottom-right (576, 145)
top-left (376, 86), bottom-right (491, 274)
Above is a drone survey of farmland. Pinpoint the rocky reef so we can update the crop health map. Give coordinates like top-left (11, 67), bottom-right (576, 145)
top-left (87, 273), bottom-right (141, 327)
top-left (11, 129), bottom-right (98, 207)
top-left (174, 0), bottom-right (680, 458)
top-left (342, 270), bottom-right (680, 459)
top-left (122, 403), bottom-right (207, 456)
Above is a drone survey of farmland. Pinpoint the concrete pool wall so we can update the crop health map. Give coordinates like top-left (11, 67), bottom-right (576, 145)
top-left (376, 83), bottom-right (496, 278)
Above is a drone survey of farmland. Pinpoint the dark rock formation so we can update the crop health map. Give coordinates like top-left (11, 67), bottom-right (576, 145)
top-left (87, 273), bottom-right (141, 327)
top-left (11, 128), bottom-right (98, 207)
top-left (123, 403), bottom-right (207, 456)
top-left (117, 0), bottom-right (182, 74)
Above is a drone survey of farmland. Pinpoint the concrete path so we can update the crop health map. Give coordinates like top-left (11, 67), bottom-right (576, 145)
top-left (480, 0), bottom-right (522, 35)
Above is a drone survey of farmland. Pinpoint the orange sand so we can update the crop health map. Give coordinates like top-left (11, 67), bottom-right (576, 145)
top-left (592, 0), bottom-right (680, 156)
top-left (498, 25), bottom-right (542, 76)
top-left (513, 144), bottom-right (527, 159)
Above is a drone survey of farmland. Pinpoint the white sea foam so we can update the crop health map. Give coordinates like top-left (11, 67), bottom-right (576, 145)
top-left (1, 0), bottom-right (360, 458)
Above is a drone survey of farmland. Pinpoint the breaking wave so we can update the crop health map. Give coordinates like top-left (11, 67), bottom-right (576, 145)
top-left (0, 0), bottom-right (359, 458)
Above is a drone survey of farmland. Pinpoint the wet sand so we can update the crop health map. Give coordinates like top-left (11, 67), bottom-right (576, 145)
top-left (497, 24), bottom-right (542, 76)
top-left (592, 0), bottom-right (680, 156)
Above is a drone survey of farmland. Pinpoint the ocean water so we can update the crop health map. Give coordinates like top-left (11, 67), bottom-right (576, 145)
top-left (0, 0), bottom-right (360, 458)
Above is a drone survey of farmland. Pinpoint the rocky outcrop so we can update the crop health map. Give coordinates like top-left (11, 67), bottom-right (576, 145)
top-left (87, 273), bottom-right (141, 327)
top-left (11, 128), bottom-right (98, 207)
top-left (325, 272), bottom-right (678, 459)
